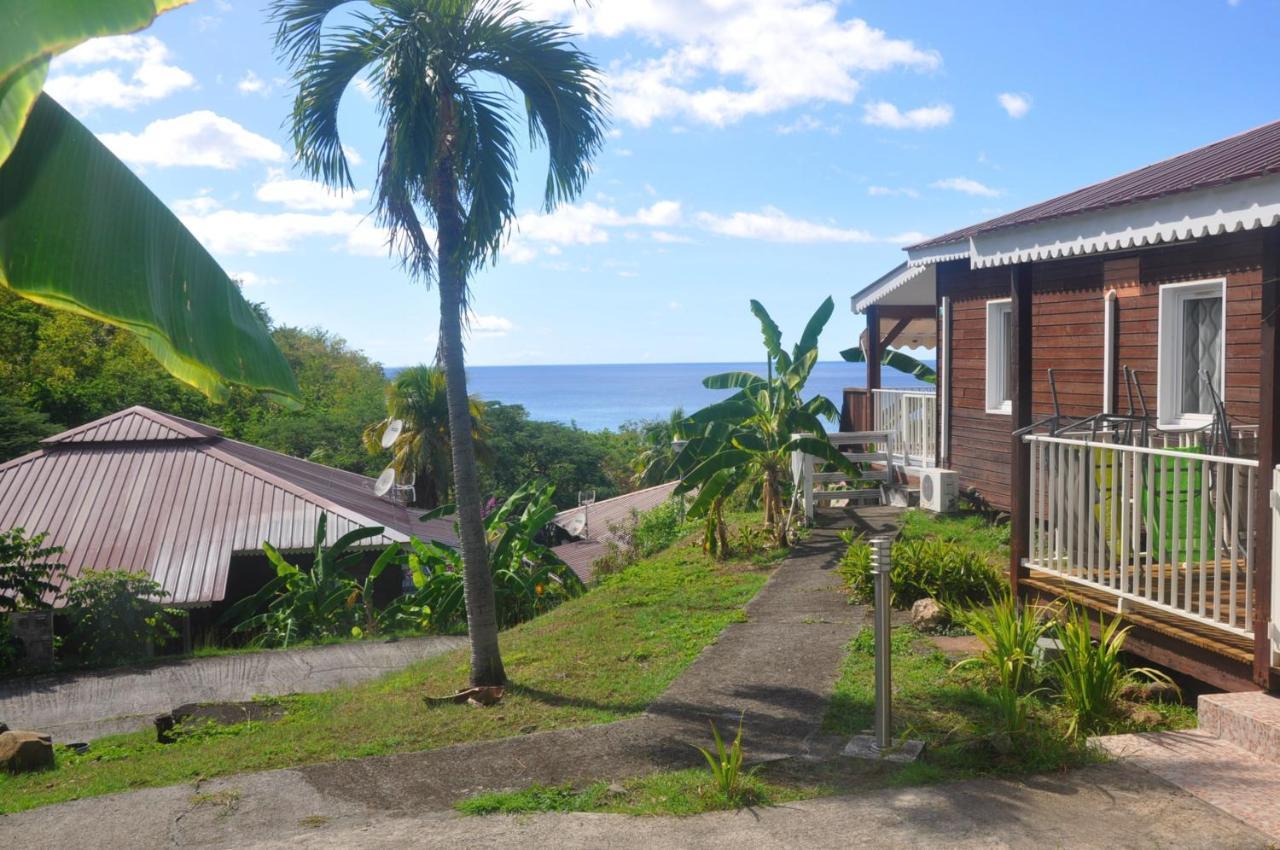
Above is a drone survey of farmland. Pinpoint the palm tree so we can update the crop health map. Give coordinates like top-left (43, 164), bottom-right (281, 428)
top-left (631, 407), bottom-right (687, 486)
top-left (364, 365), bottom-right (489, 508)
top-left (273, 0), bottom-right (607, 686)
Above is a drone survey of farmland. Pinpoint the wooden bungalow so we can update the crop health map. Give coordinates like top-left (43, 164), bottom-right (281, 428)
top-left (851, 120), bottom-right (1280, 691)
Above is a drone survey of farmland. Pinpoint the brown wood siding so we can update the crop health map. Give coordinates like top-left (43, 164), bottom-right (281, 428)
top-left (941, 230), bottom-right (1265, 512)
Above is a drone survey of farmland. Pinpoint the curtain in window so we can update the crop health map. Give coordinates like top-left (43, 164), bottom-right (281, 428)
top-left (1181, 296), bottom-right (1222, 415)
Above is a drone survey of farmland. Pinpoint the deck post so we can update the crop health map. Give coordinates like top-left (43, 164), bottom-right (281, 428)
top-left (865, 304), bottom-right (882, 397)
top-left (1254, 230), bottom-right (1280, 689)
top-left (1009, 263), bottom-right (1034, 596)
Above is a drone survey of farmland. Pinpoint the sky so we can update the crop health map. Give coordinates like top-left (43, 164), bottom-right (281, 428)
top-left (45, 0), bottom-right (1280, 368)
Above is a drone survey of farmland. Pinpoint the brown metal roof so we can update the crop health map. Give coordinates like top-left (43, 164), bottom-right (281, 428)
top-left (550, 481), bottom-right (679, 581)
top-left (0, 407), bottom-right (455, 607)
top-left (911, 119), bottom-right (1280, 251)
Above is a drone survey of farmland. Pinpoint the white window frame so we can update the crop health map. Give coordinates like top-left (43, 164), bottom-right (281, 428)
top-left (1156, 278), bottom-right (1227, 429)
top-left (985, 298), bottom-right (1013, 415)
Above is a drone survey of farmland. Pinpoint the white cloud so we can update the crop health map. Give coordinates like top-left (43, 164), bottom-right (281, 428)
top-left (932, 177), bottom-right (1001, 197)
top-left (652, 231), bottom-right (693, 244)
top-left (868, 185), bottom-right (920, 198)
top-left (526, 1), bottom-right (940, 127)
top-left (171, 194), bottom-right (222, 216)
top-left (342, 145), bottom-right (364, 166)
top-left (230, 271), bottom-right (281, 287)
top-left (862, 101), bottom-right (953, 130)
top-left (697, 206), bottom-right (876, 243)
top-left (997, 92), bottom-right (1031, 119)
top-left (505, 200), bottom-right (682, 262)
top-left (469, 314), bottom-right (514, 337)
top-left (255, 170), bottom-right (370, 211)
top-left (180, 208), bottom-right (392, 256)
top-left (776, 114), bottom-right (836, 135)
top-left (237, 70), bottom-right (267, 94)
top-left (100, 111), bottom-right (285, 169)
top-left (46, 35), bottom-right (194, 113)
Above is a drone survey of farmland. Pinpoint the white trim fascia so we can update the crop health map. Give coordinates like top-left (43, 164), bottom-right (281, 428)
top-left (906, 239), bottom-right (971, 267)
top-left (969, 171), bottom-right (1280, 269)
top-left (852, 262), bottom-right (927, 313)
top-left (1155, 278), bottom-right (1227, 430)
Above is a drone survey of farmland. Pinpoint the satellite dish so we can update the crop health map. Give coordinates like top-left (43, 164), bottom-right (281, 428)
top-left (374, 467), bottom-right (396, 497)
top-left (562, 512), bottom-right (587, 538)
top-left (381, 419), bottom-right (404, 449)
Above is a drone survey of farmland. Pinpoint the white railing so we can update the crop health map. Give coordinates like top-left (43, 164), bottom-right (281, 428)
top-left (872, 388), bottom-right (937, 468)
top-left (1026, 432), bottom-right (1258, 639)
top-left (1272, 467), bottom-right (1280, 665)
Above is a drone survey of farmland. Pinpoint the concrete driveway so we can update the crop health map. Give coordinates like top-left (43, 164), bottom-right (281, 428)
top-left (0, 635), bottom-right (466, 741)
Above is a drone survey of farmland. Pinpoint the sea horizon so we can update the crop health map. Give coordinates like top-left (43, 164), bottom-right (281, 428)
top-left (385, 360), bottom-right (935, 432)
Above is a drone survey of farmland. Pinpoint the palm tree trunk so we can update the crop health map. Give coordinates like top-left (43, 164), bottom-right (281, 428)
top-left (433, 94), bottom-right (505, 687)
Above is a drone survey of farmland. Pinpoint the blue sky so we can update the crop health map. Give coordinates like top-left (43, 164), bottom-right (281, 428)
top-left (46, 0), bottom-right (1280, 367)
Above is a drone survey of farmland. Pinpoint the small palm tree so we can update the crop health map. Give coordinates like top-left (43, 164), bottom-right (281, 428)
top-left (364, 365), bottom-right (489, 508)
top-left (631, 407), bottom-right (687, 486)
top-left (273, 0), bottom-right (607, 686)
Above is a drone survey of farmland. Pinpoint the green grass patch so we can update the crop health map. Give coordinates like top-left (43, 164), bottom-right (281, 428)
top-left (0, 538), bottom-right (771, 814)
top-left (899, 508), bottom-right (1010, 568)
top-left (823, 626), bottom-right (1193, 786)
top-left (457, 768), bottom-right (813, 817)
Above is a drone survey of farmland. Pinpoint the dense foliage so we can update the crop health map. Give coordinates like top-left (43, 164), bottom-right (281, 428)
top-left (62, 570), bottom-right (185, 667)
top-left (0, 528), bottom-right (64, 613)
top-left (838, 535), bottom-right (1001, 609)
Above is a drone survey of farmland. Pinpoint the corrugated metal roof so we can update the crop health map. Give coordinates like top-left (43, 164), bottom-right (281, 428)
top-left (550, 482), bottom-right (679, 581)
top-left (0, 407), bottom-right (454, 607)
top-left (911, 119), bottom-right (1280, 251)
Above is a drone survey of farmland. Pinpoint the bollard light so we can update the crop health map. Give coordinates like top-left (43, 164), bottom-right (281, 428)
top-left (870, 536), bottom-right (893, 751)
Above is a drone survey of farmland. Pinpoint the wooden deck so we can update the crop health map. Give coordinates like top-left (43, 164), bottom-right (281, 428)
top-left (1022, 570), bottom-right (1277, 691)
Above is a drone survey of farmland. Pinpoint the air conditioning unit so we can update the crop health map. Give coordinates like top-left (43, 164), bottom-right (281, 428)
top-left (918, 468), bottom-right (959, 513)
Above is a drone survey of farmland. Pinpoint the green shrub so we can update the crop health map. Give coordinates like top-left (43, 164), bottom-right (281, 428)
top-left (1050, 606), bottom-right (1178, 738)
top-left (0, 528), bottom-right (64, 613)
top-left (590, 498), bottom-right (694, 578)
top-left (62, 570), bottom-right (185, 666)
top-left (693, 715), bottom-right (759, 806)
top-left (951, 592), bottom-right (1054, 737)
top-left (838, 535), bottom-right (999, 609)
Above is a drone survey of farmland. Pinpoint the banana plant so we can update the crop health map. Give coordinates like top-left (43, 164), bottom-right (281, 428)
top-left (224, 514), bottom-right (393, 647)
top-left (840, 345), bottom-right (937, 385)
top-left (0, 1), bottom-right (299, 403)
top-left (676, 297), bottom-right (857, 552)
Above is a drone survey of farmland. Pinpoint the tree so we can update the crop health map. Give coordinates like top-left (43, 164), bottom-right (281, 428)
top-left (629, 408), bottom-right (688, 486)
top-left (0, 396), bottom-right (58, 463)
top-left (364, 365), bottom-right (490, 507)
top-left (840, 345), bottom-right (937, 384)
top-left (273, 0), bottom-right (607, 686)
top-left (1, 2), bottom-right (299, 403)
top-left (677, 298), bottom-right (856, 551)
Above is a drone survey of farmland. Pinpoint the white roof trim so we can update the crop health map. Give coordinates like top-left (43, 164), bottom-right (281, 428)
top-left (852, 262), bottom-right (925, 313)
top-left (906, 239), bottom-right (970, 267)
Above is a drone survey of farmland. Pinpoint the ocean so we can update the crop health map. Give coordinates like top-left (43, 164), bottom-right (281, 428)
top-left (386, 361), bottom-right (934, 432)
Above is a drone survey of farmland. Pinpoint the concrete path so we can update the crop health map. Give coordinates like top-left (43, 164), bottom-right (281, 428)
top-left (0, 636), bottom-right (467, 741)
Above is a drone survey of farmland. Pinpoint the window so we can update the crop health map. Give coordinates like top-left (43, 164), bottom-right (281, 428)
top-left (1157, 279), bottom-right (1225, 428)
top-left (986, 299), bottom-right (1013, 415)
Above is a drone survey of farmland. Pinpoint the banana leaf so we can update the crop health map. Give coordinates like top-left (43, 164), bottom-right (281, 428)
top-left (0, 94), bottom-right (300, 403)
top-left (840, 345), bottom-right (937, 385)
top-left (0, 0), bottom-right (192, 163)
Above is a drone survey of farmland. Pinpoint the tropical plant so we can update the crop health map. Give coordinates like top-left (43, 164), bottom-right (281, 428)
top-left (0, 527), bottom-right (65, 612)
top-left (226, 514), bottom-right (399, 647)
top-left (951, 592), bottom-right (1054, 737)
top-left (630, 408), bottom-right (688, 486)
top-left (385, 482), bottom-right (584, 632)
top-left (364, 365), bottom-right (489, 508)
top-left (838, 534), bottom-right (1000, 609)
top-left (1049, 605), bottom-right (1178, 738)
top-left (62, 569), bottom-right (186, 667)
top-left (0, 2), bottom-right (299, 403)
top-left (273, 0), bottom-right (608, 686)
top-left (676, 298), bottom-right (855, 552)
top-left (693, 715), bottom-right (758, 804)
top-left (840, 345), bottom-right (937, 385)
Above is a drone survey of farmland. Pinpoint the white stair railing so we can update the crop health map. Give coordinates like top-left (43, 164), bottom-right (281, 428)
top-left (871, 389), bottom-right (936, 468)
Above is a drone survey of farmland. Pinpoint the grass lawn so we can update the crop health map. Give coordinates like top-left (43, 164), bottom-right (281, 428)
top-left (823, 625), bottom-right (1197, 786)
top-left (457, 768), bottom-right (814, 817)
top-left (899, 508), bottom-right (1011, 567)
top-left (0, 536), bottom-right (776, 814)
